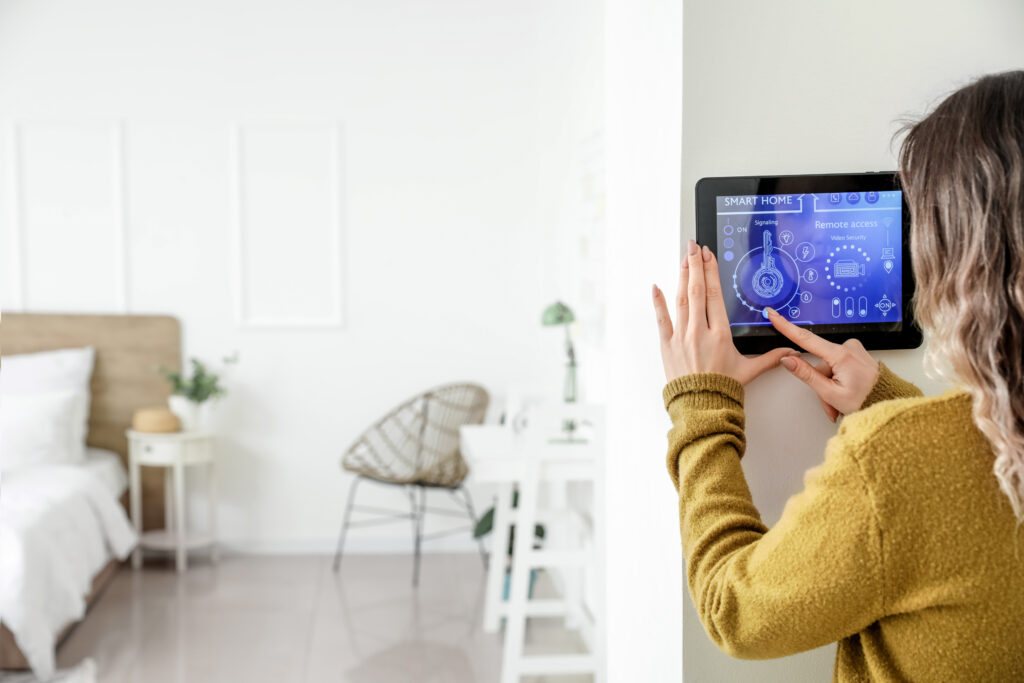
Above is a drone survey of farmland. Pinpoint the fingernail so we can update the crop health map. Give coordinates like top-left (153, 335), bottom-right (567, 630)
top-left (682, 258), bottom-right (688, 269)
top-left (651, 284), bottom-right (658, 297)
top-left (702, 245), bottom-right (712, 262)
top-left (765, 306), bottom-right (776, 317)
top-left (780, 356), bottom-right (796, 370)
top-left (687, 239), bottom-right (698, 255)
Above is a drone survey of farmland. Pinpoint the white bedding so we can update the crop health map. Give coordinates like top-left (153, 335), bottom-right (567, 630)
top-left (0, 461), bottom-right (136, 680)
top-left (81, 448), bottom-right (129, 499)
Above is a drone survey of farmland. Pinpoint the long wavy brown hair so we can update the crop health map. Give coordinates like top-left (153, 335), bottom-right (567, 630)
top-left (899, 70), bottom-right (1024, 518)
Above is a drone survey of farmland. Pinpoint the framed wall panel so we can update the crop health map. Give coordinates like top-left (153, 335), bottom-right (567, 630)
top-left (230, 123), bottom-right (346, 329)
top-left (15, 122), bottom-right (127, 313)
top-left (125, 123), bottom-right (230, 315)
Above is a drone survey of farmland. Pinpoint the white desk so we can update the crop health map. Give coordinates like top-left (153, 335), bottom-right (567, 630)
top-left (461, 423), bottom-right (599, 683)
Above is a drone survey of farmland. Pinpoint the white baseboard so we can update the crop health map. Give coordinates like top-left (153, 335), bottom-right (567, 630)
top-left (218, 535), bottom-right (484, 556)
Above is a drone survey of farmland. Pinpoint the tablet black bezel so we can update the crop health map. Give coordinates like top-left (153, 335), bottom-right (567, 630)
top-left (694, 172), bottom-right (922, 354)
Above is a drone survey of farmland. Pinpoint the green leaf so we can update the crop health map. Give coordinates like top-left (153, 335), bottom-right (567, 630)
top-left (160, 357), bottom-right (227, 403)
top-left (473, 492), bottom-right (545, 554)
top-left (473, 507), bottom-right (494, 538)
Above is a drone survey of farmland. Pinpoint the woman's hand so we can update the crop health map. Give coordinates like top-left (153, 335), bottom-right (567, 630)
top-left (766, 307), bottom-right (879, 421)
top-left (652, 240), bottom-right (794, 385)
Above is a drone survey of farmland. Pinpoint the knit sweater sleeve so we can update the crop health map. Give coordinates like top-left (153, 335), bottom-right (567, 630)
top-left (664, 373), bottom-right (885, 659)
top-left (861, 362), bottom-right (922, 408)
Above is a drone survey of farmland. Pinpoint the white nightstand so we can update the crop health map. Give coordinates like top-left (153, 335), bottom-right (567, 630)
top-left (127, 429), bottom-right (218, 572)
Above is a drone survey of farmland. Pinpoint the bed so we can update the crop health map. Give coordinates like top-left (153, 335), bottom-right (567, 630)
top-left (0, 313), bottom-right (181, 677)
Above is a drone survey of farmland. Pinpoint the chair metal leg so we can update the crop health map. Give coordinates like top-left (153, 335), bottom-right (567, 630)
top-left (405, 486), bottom-right (419, 539)
top-left (412, 485), bottom-right (426, 587)
top-left (332, 476), bottom-right (362, 572)
top-left (456, 486), bottom-right (488, 569)
top-left (338, 477), bottom-right (484, 585)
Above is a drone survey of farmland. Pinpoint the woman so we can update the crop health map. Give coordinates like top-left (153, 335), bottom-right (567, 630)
top-left (651, 71), bottom-right (1024, 680)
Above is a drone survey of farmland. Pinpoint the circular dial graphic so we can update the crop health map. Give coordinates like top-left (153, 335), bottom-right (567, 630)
top-left (825, 244), bottom-right (872, 293)
top-left (731, 230), bottom-right (802, 315)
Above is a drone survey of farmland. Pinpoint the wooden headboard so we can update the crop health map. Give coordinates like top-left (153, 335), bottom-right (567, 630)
top-left (1, 313), bottom-right (181, 530)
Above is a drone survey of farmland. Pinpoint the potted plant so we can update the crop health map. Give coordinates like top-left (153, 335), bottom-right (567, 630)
top-left (473, 489), bottom-right (545, 599)
top-left (160, 354), bottom-right (237, 431)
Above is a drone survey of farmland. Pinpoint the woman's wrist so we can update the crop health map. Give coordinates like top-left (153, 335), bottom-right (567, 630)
top-left (860, 363), bottom-right (923, 409)
top-left (663, 372), bottom-right (744, 411)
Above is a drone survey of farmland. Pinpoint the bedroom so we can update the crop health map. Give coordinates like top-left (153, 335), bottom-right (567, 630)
top-left (0, 1), bottom-right (612, 681)
top-left (3, 2), bottom-right (1024, 683)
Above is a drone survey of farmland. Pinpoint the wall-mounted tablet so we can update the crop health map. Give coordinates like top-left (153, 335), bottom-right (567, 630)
top-left (695, 173), bottom-right (922, 353)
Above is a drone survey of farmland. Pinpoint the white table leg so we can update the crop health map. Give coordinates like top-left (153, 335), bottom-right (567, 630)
top-left (173, 461), bottom-right (187, 573)
top-left (561, 480), bottom-right (583, 630)
top-left (208, 458), bottom-right (219, 565)
top-left (129, 444), bottom-right (143, 570)
top-left (483, 482), bottom-right (514, 632)
top-left (501, 461), bottom-right (539, 683)
top-left (164, 466), bottom-right (175, 533)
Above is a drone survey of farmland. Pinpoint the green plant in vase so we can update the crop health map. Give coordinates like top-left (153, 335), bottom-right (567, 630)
top-left (159, 353), bottom-right (238, 431)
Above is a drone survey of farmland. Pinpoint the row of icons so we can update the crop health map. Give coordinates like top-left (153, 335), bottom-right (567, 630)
top-left (721, 226), bottom-right (897, 272)
top-left (802, 261), bottom-right (891, 283)
top-left (830, 294), bottom-right (896, 318)
top-left (798, 251), bottom-right (897, 286)
top-left (775, 294), bottom-right (896, 320)
top-left (827, 191), bottom-right (881, 205)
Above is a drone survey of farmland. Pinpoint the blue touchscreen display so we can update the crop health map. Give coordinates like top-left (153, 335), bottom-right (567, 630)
top-left (716, 191), bottom-right (902, 328)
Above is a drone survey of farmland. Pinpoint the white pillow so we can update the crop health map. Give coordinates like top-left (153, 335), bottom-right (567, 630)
top-left (0, 347), bottom-right (94, 461)
top-left (0, 391), bottom-right (83, 472)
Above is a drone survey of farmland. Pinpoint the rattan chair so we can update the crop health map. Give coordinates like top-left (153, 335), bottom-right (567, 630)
top-left (332, 382), bottom-right (490, 585)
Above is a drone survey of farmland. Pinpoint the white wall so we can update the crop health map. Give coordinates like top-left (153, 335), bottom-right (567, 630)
top-left (603, 0), bottom-right (683, 682)
top-left (681, 0), bottom-right (1024, 680)
top-left (0, 0), bottom-right (604, 553)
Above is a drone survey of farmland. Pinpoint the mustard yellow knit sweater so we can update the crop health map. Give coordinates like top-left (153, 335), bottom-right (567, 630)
top-left (664, 364), bottom-right (1024, 681)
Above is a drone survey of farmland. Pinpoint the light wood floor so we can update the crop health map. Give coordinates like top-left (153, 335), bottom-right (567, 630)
top-left (54, 554), bottom-right (590, 682)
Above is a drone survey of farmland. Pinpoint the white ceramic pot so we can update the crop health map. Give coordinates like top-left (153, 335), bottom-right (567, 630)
top-left (167, 395), bottom-right (199, 431)
top-left (196, 400), bottom-right (218, 430)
